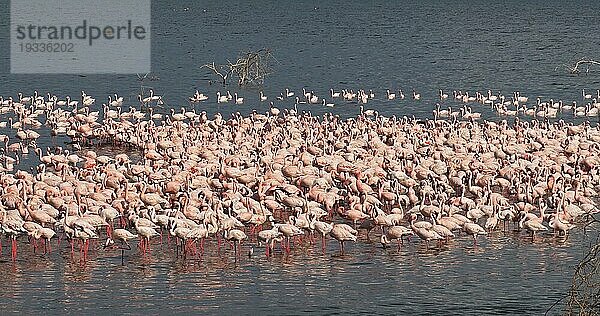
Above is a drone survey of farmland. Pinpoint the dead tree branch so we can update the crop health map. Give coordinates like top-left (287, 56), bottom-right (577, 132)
top-left (200, 62), bottom-right (229, 86)
top-left (201, 49), bottom-right (276, 86)
top-left (556, 58), bottom-right (600, 74)
top-left (564, 213), bottom-right (600, 315)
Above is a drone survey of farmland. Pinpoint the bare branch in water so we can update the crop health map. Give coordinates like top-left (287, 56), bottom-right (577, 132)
top-left (201, 49), bottom-right (276, 86)
top-left (562, 213), bottom-right (600, 315)
top-left (200, 62), bottom-right (230, 86)
top-left (556, 58), bottom-right (600, 74)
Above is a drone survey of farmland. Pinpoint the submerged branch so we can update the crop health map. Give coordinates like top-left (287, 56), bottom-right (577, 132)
top-left (556, 58), bottom-right (600, 74)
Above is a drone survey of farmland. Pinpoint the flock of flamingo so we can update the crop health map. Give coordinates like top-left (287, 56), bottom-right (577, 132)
top-left (188, 86), bottom-right (600, 121)
top-left (0, 87), bottom-right (598, 265)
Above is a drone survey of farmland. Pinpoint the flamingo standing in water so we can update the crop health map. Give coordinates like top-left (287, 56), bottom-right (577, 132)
top-left (410, 215), bottom-right (443, 249)
top-left (105, 228), bottom-right (138, 265)
top-left (329, 223), bottom-right (357, 254)
top-left (311, 219), bottom-right (333, 253)
top-left (1, 211), bottom-right (27, 260)
top-left (0, 85), bottom-right (598, 271)
top-left (380, 225), bottom-right (414, 249)
top-left (463, 222), bottom-right (487, 245)
top-left (136, 226), bottom-right (160, 254)
top-left (32, 227), bottom-right (56, 254)
top-left (257, 227), bottom-right (282, 257)
top-left (224, 229), bottom-right (247, 258)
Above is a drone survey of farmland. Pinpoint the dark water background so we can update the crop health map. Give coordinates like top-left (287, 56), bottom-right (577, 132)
top-left (0, 0), bottom-right (599, 314)
top-left (1, 1), bottom-right (600, 118)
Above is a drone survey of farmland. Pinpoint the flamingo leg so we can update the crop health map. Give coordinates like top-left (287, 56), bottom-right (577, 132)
top-left (191, 240), bottom-right (197, 256)
top-left (185, 240), bottom-right (191, 256)
top-left (11, 238), bottom-right (17, 261)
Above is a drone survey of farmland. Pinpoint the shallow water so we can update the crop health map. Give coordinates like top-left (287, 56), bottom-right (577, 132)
top-left (0, 0), bottom-right (599, 314)
top-left (0, 226), bottom-right (596, 315)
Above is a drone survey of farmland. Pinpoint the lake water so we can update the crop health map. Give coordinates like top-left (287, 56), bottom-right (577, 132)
top-left (0, 0), bottom-right (599, 314)
top-left (0, 229), bottom-right (596, 315)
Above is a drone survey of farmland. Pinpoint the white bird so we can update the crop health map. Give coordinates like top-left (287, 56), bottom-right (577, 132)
top-left (216, 92), bottom-right (229, 103)
top-left (330, 89), bottom-right (341, 98)
top-left (322, 98), bottom-right (334, 107)
top-left (439, 90), bottom-right (448, 100)
top-left (234, 93), bottom-right (244, 105)
top-left (413, 90), bottom-right (421, 100)
top-left (285, 88), bottom-right (294, 98)
top-left (309, 94), bottom-right (319, 104)
top-left (269, 102), bottom-right (280, 116)
top-left (386, 89), bottom-right (396, 100)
